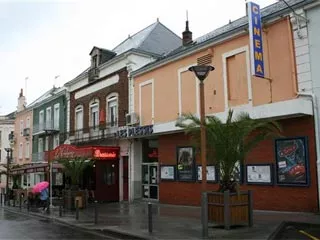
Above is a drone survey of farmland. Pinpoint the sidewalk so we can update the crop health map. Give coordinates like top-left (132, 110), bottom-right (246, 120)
top-left (2, 201), bottom-right (320, 239)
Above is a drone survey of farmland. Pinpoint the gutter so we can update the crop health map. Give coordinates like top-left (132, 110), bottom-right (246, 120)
top-left (297, 92), bottom-right (320, 212)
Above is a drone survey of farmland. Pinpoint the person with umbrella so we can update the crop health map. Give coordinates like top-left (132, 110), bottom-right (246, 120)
top-left (32, 181), bottom-right (49, 212)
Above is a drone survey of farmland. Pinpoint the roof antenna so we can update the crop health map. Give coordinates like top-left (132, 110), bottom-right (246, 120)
top-left (157, 17), bottom-right (159, 22)
top-left (186, 10), bottom-right (188, 21)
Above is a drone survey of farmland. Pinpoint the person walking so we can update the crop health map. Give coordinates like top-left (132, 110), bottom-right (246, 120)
top-left (40, 188), bottom-right (49, 213)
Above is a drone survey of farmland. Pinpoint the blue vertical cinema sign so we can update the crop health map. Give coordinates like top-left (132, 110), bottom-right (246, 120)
top-left (248, 2), bottom-right (265, 78)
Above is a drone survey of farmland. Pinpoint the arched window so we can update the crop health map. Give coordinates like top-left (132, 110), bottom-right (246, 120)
top-left (75, 105), bottom-right (83, 131)
top-left (89, 99), bottom-right (99, 129)
top-left (106, 93), bottom-right (118, 127)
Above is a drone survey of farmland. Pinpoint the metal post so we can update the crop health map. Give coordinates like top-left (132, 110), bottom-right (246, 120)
top-left (3, 194), bottom-right (5, 206)
top-left (27, 199), bottom-right (30, 212)
top-left (148, 202), bottom-right (153, 233)
top-left (248, 190), bottom-right (253, 227)
top-left (0, 193), bottom-right (2, 206)
top-left (19, 194), bottom-right (22, 211)
top-left (59, 204), bottom-right (62, 217)
top-left (199, 81), bottom-right (207, 192)
top-left (94, 200), bottom-right (98, 224)
top-left (75, 199), bottom-right (79, 220)
top-left (201, 192), bottom-right (208, 238)
top-left (224, 191), bottom-right (231, 230)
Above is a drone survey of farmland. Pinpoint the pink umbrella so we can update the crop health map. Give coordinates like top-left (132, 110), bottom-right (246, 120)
top-left (32, 181), bottom-right (49, 194)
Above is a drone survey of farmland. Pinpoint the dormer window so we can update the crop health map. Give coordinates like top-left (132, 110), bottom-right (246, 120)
top-left (92, 55), bottom-right (99, 68)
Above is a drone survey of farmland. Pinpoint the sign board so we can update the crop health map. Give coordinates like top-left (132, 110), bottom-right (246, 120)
top-left (117, 125), bottom-right (153, 138)
top-left (248, 1), bottom-right (265, 78)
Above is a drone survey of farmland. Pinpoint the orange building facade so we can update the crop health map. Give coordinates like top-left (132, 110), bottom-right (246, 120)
top-left (128, 8), bottom-right (318, 212)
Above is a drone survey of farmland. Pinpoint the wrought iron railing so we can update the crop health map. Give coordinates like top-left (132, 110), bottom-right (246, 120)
top-left (33, 120), bottom-right (60, 134)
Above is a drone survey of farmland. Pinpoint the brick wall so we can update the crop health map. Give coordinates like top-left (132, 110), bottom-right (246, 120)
top-left (158, 116), bottom-right (319, 212)
top-left (70, 68), bottom-right (128, 133)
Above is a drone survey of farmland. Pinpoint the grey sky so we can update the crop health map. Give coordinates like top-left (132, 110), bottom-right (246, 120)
top-left (0, 0), bottom-right (276, 114)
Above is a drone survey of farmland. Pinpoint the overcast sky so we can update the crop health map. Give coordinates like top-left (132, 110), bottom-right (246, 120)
top-left (0, 0), bottom-right (276, 115)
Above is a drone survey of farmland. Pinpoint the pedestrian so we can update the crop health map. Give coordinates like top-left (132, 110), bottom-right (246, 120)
top-left (40, 188), bottom-right (49, 213)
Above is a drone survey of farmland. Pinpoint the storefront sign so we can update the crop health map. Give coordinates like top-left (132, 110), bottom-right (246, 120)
top-left (117, 125), bottom-right (153, 138)
top-left (248, 1), bottom-right (265, 78)
top-left (52, 144), bottom-right (92, 160)
top-left (93, 149), bottom-right (118, 159)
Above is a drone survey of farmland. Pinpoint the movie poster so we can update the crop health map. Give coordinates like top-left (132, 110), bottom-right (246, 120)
top-left (176, 147), bottom-right (195, 181)
top-left (275, 137), bottom-right (309, 185)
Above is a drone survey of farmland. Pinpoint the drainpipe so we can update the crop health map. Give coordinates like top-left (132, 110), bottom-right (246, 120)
top-left (297, 92), bottom-right (320, 211)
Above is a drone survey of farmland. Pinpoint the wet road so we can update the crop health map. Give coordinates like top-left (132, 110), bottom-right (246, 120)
top-left (0, 209), bottom-right (107, 239)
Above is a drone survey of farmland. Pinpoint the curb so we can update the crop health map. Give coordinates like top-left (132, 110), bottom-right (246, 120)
top-left (2, 206), bottom-right (150, 240)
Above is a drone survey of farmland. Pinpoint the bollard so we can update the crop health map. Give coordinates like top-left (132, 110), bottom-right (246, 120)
top-left (13, 198), bottom-right (15, 207)
top-left (0, 193), bottom-right (2, 206)
top-left (27, 199), bottom-right (30, 212)
top-left (94, 200), bottom-right (98, 224)
top-left (75, 200), bottom-right (79, 220)
top-left (59, 205), bottom-right (62, 217)
top-left (201, 192), bottom-right (208, 238)
top-left (4, 194), bottom-right (6, 206)
top-left (148, 202), bottom-right (153, 233)
top-left (19, 195), bottom-right (22, 211)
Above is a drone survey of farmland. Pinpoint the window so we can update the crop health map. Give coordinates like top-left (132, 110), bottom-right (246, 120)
top-left (53, 134), bottom-right (59, 149)
top-left (45, 136), bottom-right (49, 151)
top-left (19, 143), bottom-right (23, 159)
top-left (46, 107), bottom-right (52, 129)
top-left (75, 105), bottom-right (83, 130)
top-left (92, 55), bottom-right (98, 68)
top-left (20, 120), bottom-right (24, 136)
top-left (25, 141), bottom-right (30, 158)
top-left (38, 138), bottom-right (43, 153)
top-left (54, 103), bottom-right (60, 129)
top-left (26, 117), bottom-right (30, 128)
top-left (0, 131), bottom-right (2, 146)
top-left (90, 100), bottom-right (99, 129)
top-left (39, 110), bottom-right (44, 130)
top-left (107, 93), bottom-right (118, 127)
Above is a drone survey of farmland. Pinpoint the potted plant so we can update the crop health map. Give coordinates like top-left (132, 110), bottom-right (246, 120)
top-left (176, 109), bottom-right (282, 228)
top-left (58, 157), bottom-right (93, 209)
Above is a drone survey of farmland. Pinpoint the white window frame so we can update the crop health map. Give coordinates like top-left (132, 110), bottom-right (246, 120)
top-left (46, 107), bottom-right (52, 129)
top-left (54, 103), bottom-right (60, 129)
top-left (45, 136), bottom-right (49, 151)
top-left (38, 138), bottom-right (43, 153)
top-left (20, 120), bottom-right (24, 136)
top-left (75, 105), bottom-right (84, 131)
top-left (89, 99), bottom-right (99, 129)
top-left (25, 141), bottom-right (30, 159)
top-left (39, 110), bottom-right (44, 130)
top-left (53, 134), bottom-right (59, 149)
top-left (19, 143), bottom-right (23, 159)
top-left (106, 93), bottom-right (118, 127)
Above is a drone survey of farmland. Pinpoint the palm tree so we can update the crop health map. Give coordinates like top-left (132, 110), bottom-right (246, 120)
top-left (176, 109), bottom-right (282, 192)
top-left (58, 157), bottom-right (93, 190)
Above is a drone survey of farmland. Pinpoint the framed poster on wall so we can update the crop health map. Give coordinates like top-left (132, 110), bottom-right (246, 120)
top-left (197, 165), bottom-right (217, 182)
top-left (246, 164), bottom-right (273, 185)
top-left (275, 137), bottom-right (310, 186)
top-left (160, 165), bottom-right (175, 181)
top-left (176, 146), bottom-right (195, 181)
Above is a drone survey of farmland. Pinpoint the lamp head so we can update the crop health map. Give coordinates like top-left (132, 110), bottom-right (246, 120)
top-left (188, 65), bottom-right (215, 81)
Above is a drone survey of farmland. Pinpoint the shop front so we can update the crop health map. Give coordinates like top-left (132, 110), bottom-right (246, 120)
top-left (51, 144), bottom-right (120, 202)
top-left (157, 116), bottom-right (319, 212)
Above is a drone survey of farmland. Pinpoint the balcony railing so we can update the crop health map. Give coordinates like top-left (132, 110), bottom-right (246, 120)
top-left (23, 128), bottom-right (30, 137)
top-left (32, 152), bottom-right (49, 163)
top-left (33, 120), bottom-right (60, 135)
top-left (68, 124), bottom-right (118, 144)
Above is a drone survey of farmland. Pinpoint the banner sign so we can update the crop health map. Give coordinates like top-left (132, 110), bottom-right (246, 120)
top-left (248, 1), bottom-right (265, 78)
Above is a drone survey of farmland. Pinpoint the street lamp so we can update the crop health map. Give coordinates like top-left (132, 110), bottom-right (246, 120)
top-left (4, 147), bottom-right (13, 204)
top-left (188, 65), bottom-right (214, 192)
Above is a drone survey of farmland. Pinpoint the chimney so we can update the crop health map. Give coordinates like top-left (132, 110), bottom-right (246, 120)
top-left (182, 11), bottom-right (192, 46)
top-left (17, 88), bottom-right (26, 112)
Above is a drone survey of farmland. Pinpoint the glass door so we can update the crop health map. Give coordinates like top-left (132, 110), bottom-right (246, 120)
top-left (142, 163), bottom-right (159, 200)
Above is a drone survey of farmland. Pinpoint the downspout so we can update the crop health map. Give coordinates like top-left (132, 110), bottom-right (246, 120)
top-left (297, 92), bottom-right (320, 211)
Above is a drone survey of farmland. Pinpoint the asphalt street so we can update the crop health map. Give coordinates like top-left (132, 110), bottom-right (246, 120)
top-left (0, 209), bottom-right (107, 240)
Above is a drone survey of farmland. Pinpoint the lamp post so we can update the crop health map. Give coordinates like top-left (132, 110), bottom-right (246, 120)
top-left (188, 65), bottom-right (214, 192)
top-left (4, 147), bottom-right (13, 203)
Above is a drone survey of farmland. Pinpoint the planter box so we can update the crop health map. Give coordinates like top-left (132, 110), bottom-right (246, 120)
top-left (63, 190), bottom-right (87, 210)
top-left (202, 190), bottom-right (253, 231)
